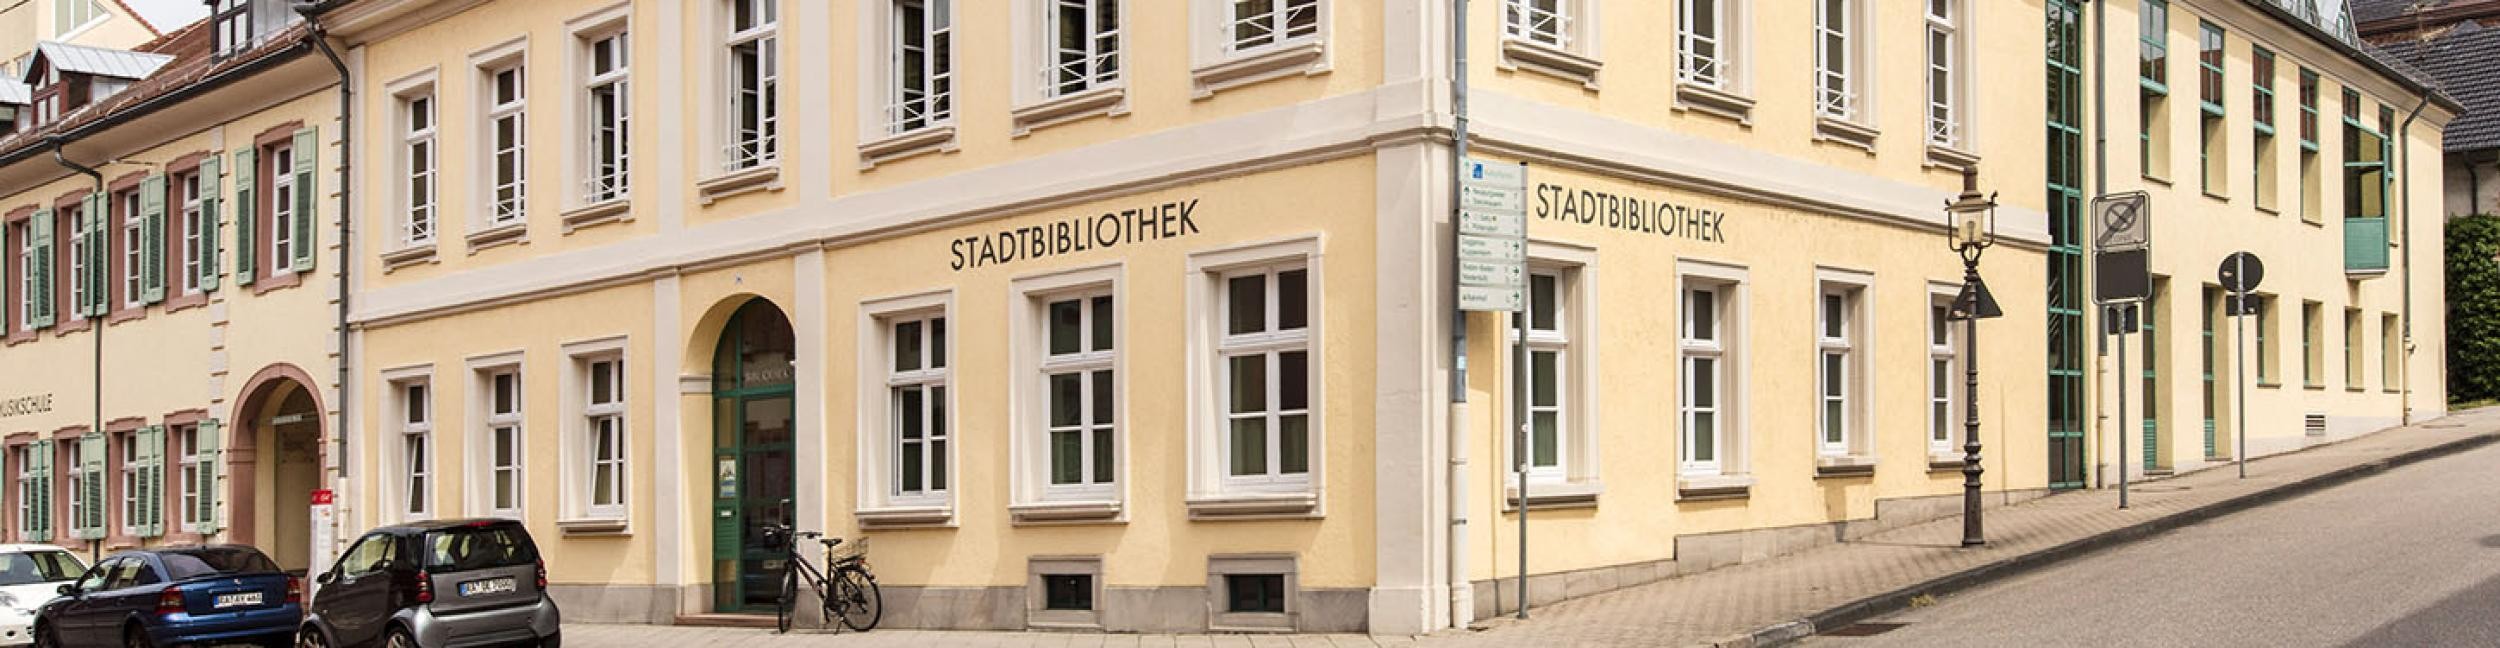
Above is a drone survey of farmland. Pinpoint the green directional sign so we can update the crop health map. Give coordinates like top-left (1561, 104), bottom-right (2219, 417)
top-left (1458, 157), bottom-right (1526, 312)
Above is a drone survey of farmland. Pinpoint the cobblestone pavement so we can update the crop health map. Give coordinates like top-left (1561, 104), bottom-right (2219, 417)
top-left (563, 408), bottom-right (2500, 648)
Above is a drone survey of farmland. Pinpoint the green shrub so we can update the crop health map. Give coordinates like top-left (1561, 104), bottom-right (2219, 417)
top-left (2450, 214), bottom-right (2500, 404)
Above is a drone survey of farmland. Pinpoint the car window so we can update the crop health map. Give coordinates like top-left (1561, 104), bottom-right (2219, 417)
top-left (338, 535), bottom-right (395, 576)
top-left (103, 559), bottom-right (143, 591)
top-left (421, 525), bottom-right (539, 572)
top-left (159, 548), bottom-right (282, 580)
top-left (0, 551), bottom-right (82, 586)
top-left (72, 558), bottom-right (114, 592)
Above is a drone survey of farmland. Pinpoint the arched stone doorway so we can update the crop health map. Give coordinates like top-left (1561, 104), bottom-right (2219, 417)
top-left (708, 298), bottom-right (796, 613)
top-left (231, 365), bottom-right (324, 574)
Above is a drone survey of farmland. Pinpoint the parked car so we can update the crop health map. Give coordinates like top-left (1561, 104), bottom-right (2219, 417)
top-left (299, 519), bottom-right (558, 648)
top-left (33, 544), bottom-right (300, 648)
top-left (0, 545), bottom-right (85, 646)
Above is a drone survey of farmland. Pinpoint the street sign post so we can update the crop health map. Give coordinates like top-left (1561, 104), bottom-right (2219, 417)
top-left (2092, 191), bottom-right (2152, 508)
top-left (2217, 252), bottom-right (2265, 479)
top-left (1459, 157), bottom-right (1530, 616)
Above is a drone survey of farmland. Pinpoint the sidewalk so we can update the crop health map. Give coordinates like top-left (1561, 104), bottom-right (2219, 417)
top-left (562, 408), bottom-right (2500, 648)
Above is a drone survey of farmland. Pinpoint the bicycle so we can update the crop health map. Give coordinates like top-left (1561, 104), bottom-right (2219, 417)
top-left (768, 524), bottom-right (883, 633)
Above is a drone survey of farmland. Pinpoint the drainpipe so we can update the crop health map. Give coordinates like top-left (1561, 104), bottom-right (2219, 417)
top-left (296, 2), bottom-right (351, 486)
top-left (2399, 94), bottom-right (2427, 424)
top-left (50, 135), bottom-right (102, 563)
top-left (2089, 0), bottom-right (2109, 490)
top-left (1446, 0), bottom-right (1473, 630)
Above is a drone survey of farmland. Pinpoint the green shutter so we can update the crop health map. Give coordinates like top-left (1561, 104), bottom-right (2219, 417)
top-left (140, 176), bottom-right (166, 305)
top-left (28, 440), bottom-right (49, 543)
top-left (199, 156), bottom-right (222, 293)
top-left (198, 419), bottom-right (219, 535)
top-left (141, 426), bottom-right (162, 538)
top-left (232, 147), bottom-right (256, 286)
top-left (76, 433), bottom-right (103, 540)
top-left (83, 194), bottom-right (104, 318)
top-left (28, 210), bottom-right (49, 329)
top-left (291, 127), bottom-right (317, 273)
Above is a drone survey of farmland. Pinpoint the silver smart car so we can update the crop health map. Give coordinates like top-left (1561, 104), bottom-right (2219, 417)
top-left (297, 519), bottom-right (559, 648)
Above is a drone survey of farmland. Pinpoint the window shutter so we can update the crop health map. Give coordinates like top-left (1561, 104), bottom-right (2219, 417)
top-left (233, 147), bottom-right (256, 286)
top-left (27, 440), bottom-right (48, 543)
top-left (83, 194), bottom-right (104, 317)
top-left (199, 419), bottom-right (220, 535)
top-left (28, 209), bottom-right (49, 328)
top-left (77, 433), bottom-right (103, 540)
top-left (200, 156), bottom-right (222, 292)
top-left (140, 176), bottom-right (166, 305)
top-left (291, 127), bottom-right (317, 272)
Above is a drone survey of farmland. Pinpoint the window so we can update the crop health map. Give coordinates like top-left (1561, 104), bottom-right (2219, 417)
top-left (117, 432), bottom-right (137, 536)
top-left (55, 0), bottom-right (101, 37)
top-left (2140, 0), bottom-right (2167, 87)
top-left (1678, 264), bottom-right (1745, 479)
top-left (399, 380), bottom-right (432, 519)
top-left (2302, 301), bottom-right (2322, 387)
top-left (1043, 293), bottom-right (1116, 494)
top-left (1813, 0), bottom-right (1858, 121)
top-left (724, 0), bottom-right (778, 171)
top-left (584, 356), bottom-right (627, 519)
top-left (887, 312), bottom-right (950, 503)
top-left (1929, 288), bottom-right (1961, 458)
top-left (1227, 574), bottom-right (1285, 612)
top-left (1206, 554), bottom-right (1297, 631)
top-left (2344, 90), bottom-right (2390, 222)
top-left (2382, 313), bottom-right (2401, 391)
top-left (1677, 0), bottom-right (1728, 89)
top-left (1228, 0), bottom-right (1319, 53)
top-left (1508, 266), bottom-right (1590, 487)
top-left (400, 93), bottom-right (436, 247)
top-left (67, 437), bottom-right (96, 539)
top-left (269, 145), bottom-right (297, 275)
top-left (2198, 22), bottom-right (2225, 194)
top-left (118, 191), bottom-right (140, 309)
top-left (1816, 276), bottom-right (1869, 461)
top-left (1219, 265), bottom-right (1312, 488)
top-left (583, 30), bottom-right (630, 204)
top-left (14, 220), bottom-right (30, 330)
top-left (2253, 48), bottom-right (2278, 210)
top-left (2345, 308), bottom-right (2364, 390)
top-left (175, 424), bottom-right (204, 533)
top-left (13, 444), bottom-right (43, 541)
top-left (2253, 295), bottom-right (2275, 383)
top-left (482, 369), bottom-right (523, 516)
top-left (177, 173), bottom-right (203, 294)
top-left (213, 0), bottom-right (252, 56)
top-left (1046, 0), bottom-right (1121, 97)
top-left (1925, 0), bottom-right (1961, 147)
top-left (1504, 0), bottom-right (1574, 50)
top-left (65, 206), bottom-right (86, 322)
top-left (1044, 574), bottom-right (1092, 611)
top-left (484, 65), bottom-right (526, 227)
top-left (887, 0), bottom-right (954, 134)
top-left (2300, 69), bottom-right (2322, 222)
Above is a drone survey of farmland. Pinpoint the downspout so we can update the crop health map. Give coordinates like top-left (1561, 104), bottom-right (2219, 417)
top-left (1446, 0), bottom-right (1473, 630)
top-left (297, 2), bottom-right (354, 497)
top-left (2399, 94), bottom-right (2427, 424)
top-left (2089, 0), bottom-right (2109, 489)
top-left (49, 136), bottom-right (102, 563)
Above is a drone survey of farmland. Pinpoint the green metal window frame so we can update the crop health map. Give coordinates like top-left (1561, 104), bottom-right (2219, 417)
top-left (2302, 301), bottom-right (2320, 387)
top-left (2047, 0), bottom-right (2088, 490)
top-left (2140, 0), bottom-right (2168, 90)
top-left (2343, 91), bottom-right (2392, 272)
top-left (2143, 289), bottom-right (2161, 470)
top-left (2299, 68), bottom-right (2320, 150)
top-left (2252, 47), bottom-right (2276, 133)
top-left (2202, 287), bottom-right (2219, 458)
top-left (2198, 21), bottom-right (2224, 114)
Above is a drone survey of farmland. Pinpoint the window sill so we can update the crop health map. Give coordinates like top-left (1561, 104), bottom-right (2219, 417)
top-left (1186, 492), bottom-right (1319, 520)
top-left (561, 198), bottom-right (632, 233)
top-left (2347, 268), bottom-right (2390, 279)
top-left (2257, 381), bottom-right (2283, 389)
top-left (1499, 38), bottom-right (1602, 90)
top-left (1925, 143), bottom-right (1982, 171)
top-left (1814, 117), bottom-right (1879, 153)
top-left (249, 271), bottom-right (302, 296)
top-left (1011, 85), bottom-right (1128, 138)
top-left (854, 504), bottom-right (954, 528)
top-left (3, 329), bottom-right (29, 346)
top-left (1503, 480), bottom-right (1601, 511)
top-left (2256, 204), bottom-right (2281, 216)
top-left (1929, 454), bottom-right (1969, 472)
top-left (464, 222), bottom-right (528, 254)
top-left (2305, 383), bottom-right (2326, 390)
top-left (164, 292), bottom-right (208, 314)
top-left (695, 164), bottom-right (782, 205)
top-left (556, 517), bottom-right (631, 536)
top-left (1674, 83), bottom-right (1756, 125)
top-left (379, 244), bottom-right (437, 273)
top-left (858, 125), bottom-right (958, 170)
top-left (1814, 455), bottom-right (1878, 478)
top-left (2143, 173), bottom-right (2174, 187)
top-left (1193, 40), bottom-right (1327, 99)
top-left (52, 318), bottom-right (91, 336)
top-left (1009, 500), bottom-right (1123, 524)
top-left (2302, 216), bottom-right (2325, 227)
top-left (1676, 474), bottom-right (1754, 501)
top-left (2201, 190), bottom-right (2230, 202)
top-left (105, 305), bottom-right (145, 325)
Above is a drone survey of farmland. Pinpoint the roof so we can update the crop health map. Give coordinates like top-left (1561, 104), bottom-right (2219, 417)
top-left (0, 79), bottom-right (28, 105)
top-left (26, 40), bottom-right (174, 83)
top-left (2374, 21), bottom-right (2500, 151)
top-left (2352, 0), bottom-right (2443, 25)
top-left (0, 19), bottom-right (316, 163)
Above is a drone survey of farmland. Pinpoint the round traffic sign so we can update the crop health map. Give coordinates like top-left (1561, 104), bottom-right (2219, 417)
top-left (2217, 252), bottom-right (2265, 294)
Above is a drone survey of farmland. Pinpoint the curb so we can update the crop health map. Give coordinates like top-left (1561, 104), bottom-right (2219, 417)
top-left (1709, 430), bottom-right (2500, 648)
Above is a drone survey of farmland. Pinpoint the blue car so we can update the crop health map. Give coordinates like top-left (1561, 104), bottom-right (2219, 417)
top-left (33, 545), bottom-right (300, 648)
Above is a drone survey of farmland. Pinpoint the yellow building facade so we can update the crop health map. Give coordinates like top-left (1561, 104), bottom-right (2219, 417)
top-left (318, 0), bottom-right (2448, 635)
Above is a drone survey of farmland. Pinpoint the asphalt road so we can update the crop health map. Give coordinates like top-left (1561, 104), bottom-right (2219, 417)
top-left (1809, 440), bottom-right (2500, 648)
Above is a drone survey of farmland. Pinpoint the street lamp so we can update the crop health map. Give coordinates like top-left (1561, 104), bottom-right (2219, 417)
top-left (1944, 168), bottom-right (1997, 548)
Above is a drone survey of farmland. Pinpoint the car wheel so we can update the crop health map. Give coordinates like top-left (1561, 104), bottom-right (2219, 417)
top-left (30, 623), bottom-right (57, 648)
top-left (297, 626), bottom-right (330, 648)
top-left (123, 624), bottom-right (156, 648)
top-left (384, 627), bottom-right (419, 648)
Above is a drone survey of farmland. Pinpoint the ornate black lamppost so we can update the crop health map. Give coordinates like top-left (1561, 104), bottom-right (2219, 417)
top-left (1945, 169), bottom-right (1999, 548)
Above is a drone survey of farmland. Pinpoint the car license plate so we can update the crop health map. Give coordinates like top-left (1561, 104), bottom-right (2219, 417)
top-left (459, 577), bottom-right (516, 597)
top-left (212, 592), bottom-right (262, 609)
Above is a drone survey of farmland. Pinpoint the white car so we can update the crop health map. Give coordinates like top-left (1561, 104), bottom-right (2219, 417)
top-left (0, 545), bottom-right (81, 647)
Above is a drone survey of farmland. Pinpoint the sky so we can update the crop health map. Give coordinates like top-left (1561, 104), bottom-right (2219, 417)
top-left (119, 0), bottom-right (207, 33)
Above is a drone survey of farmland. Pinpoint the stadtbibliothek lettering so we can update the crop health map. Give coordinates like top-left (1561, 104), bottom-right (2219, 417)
top-left (1533, 182), bottom-right (1730, 244)
top-left (951, 199), bottom-right (1203, 270)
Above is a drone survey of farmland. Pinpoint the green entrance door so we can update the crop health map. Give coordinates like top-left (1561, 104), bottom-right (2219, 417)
top-left (711, 300), bottom-right (798, 613)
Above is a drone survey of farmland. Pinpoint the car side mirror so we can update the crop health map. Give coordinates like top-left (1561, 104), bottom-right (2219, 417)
top-left (315, 571), bottom-right (336, 585)
top-left (53, 583), bottom-right (72, 596)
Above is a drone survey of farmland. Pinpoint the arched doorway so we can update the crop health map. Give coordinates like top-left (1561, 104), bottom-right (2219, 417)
top-left (232, 366), bottom-right (324, 574)
top-left (709, 299), bottom-right (797, 613)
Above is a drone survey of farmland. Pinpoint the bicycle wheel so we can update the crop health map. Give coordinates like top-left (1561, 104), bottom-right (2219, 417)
top-left (833, 568), bottom-right (883, 631)
top-left (777, 563), bottom-right (798, 634)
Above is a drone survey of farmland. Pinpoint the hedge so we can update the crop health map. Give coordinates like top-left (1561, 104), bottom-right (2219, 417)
top-left (2450, 214), bottom-right (2500, 404)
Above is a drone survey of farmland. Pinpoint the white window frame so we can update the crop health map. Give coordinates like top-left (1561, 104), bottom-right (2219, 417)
top-left (1009, 267), bottom-right (1126, 521)
top-left (721, 0), bottom-right (779, 173)
top-left (1186, 237), bottom-right (1325, 515)
top-left (401, 92), bottom-right (437, 247)
top-left (480, 58), bottom-right (528, 229)
top-left (385, 367), bottom-right (435, 522)
top-left (116, 432), bottom-right (137, 537)
top-left (1043, 0), bottom-right (1121, 98)
top-left (1504, 0), bottom-right (1573, 50)
top-left (1812, 0), bottom-right (1860, 121)
top-left (118, 191), bottom-right (139, 309)
top-left (1223, 0), bottom-right (1320, 54)
top-left (13, 445), bottom-right (34, 536)
top-left (177, 173), bottom-right (203, 295)
top-left (560, 336), bottom-right (631, 528)
top-left (268, 144), bottom-right (296, 276)
top-left (573, 7), bottom-right (631, 207)
top-left (883, 0), bottom-right (955, 135)
top-left (15, 222), bottom-right (32, 329)
top-left (1505, 244), bottom-right (1601, 499)
top-left (1814, 268), bottom-right (1874, 463)
top-left (1924, 0), bottom-right (1963, 148)
top-left (855, 291), bottom-right (956, 521)
top-left (66, 207), bottom-right (86, 321)
top-left (65, 440), bottom-right (86, 536)
top-left (469, 354), bottom-right (525, 519)
top-left (1676, 0), bottom-right (1732, 89)
top-left (1927, 283), bottom-right (1962, 460)
top-left (175, 424), bottom-right (203, 533)
top-left (1215, 263), bottom-right (1311, 491)
top-left (1678, 260), bottom-right (1747, 480)
top-left (54, 0), bottom-right (103, 39)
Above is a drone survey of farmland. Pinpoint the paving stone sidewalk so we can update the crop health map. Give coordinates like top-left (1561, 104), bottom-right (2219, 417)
top-left (563, 408), bottom-right (2500, 648)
